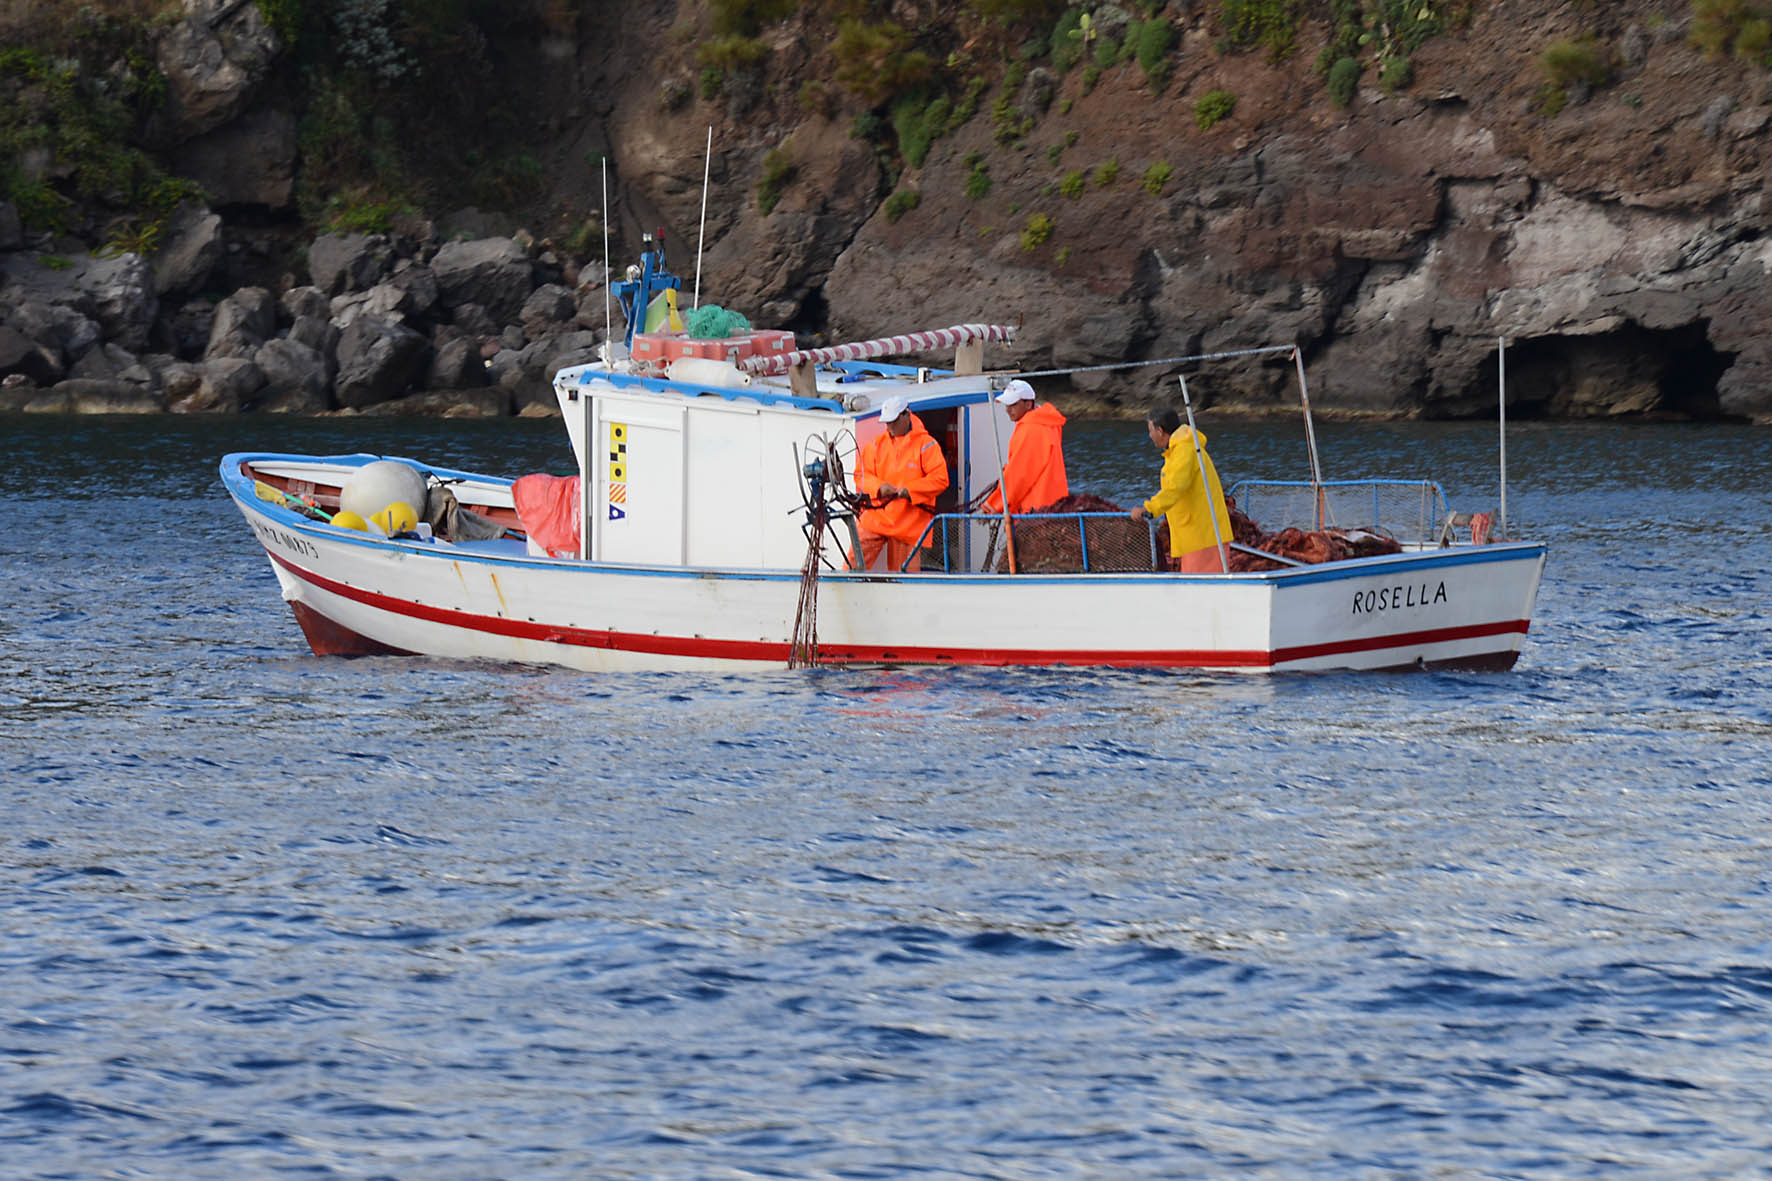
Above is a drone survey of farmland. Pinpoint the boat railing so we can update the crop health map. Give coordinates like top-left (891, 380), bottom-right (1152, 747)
top-left (904, 511), bottom-right (1161, 574)
top-left (1227, 479), bottom-right (1449, 549)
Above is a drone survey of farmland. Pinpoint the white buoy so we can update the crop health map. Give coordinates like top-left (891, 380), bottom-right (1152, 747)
top-left (340, 460), bottom-right (428, 523)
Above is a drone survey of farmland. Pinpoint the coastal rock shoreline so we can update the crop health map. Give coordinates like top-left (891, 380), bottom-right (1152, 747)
top-left (3, 1), bottom-right (1771, 424)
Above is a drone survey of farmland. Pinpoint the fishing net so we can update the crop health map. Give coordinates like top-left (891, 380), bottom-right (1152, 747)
top-left (962, 494), bottom-right (1157, 573)
top-left (684, 305), bottom-right (751, 339)
top-left (1226, 498), bottom-right (1402, 572)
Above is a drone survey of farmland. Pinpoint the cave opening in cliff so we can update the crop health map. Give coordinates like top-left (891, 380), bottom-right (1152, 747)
top-left (1474, 324), bottom-right (1736, 421)
top-left (789, 289), bottom-right (828, 341)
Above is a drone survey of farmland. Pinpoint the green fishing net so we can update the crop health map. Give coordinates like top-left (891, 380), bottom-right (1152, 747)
top-left (685, 305), bottom-right (751, 339)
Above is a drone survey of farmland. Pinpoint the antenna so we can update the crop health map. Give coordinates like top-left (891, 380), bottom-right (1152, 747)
top-left (601, 156), bottom-right (612, 371)
top-left (1498, 336), bottom-right (1508, 539)
top-left (693, 125), bottom-right (712, 311)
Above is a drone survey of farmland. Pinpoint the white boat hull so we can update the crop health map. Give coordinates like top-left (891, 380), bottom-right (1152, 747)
top-left (227, 458), bottom-right (1546, 674)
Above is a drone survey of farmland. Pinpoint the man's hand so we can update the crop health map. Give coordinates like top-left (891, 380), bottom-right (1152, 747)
top-left (1129, 506), bottom-right (1146, 521)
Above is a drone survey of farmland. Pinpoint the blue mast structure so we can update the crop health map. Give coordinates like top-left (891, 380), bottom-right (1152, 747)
top-left (609, 228), bottom-right (681, 350)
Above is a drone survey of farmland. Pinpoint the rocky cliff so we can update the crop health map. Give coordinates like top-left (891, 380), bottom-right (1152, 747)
top-left (3, 0), bottom-right (1769, 422)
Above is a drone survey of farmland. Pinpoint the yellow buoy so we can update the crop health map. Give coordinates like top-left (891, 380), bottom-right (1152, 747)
top-left (371, 501), bottom-right (419, 536)
top-left (331, 510), bottom-right (370, 532)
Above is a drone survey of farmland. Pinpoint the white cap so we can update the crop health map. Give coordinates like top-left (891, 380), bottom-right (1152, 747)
top-left (878, 394), bottom-right (909, 423)
top-left (995, 379), bottom-right (1035, 405)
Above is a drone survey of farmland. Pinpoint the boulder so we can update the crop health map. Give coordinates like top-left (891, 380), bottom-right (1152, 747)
top-left (307, 232), bottom-right (393, 296)
top-left (69, 342), bottom-right (142, 382)
top-left (520, 283), bottom-right (576, 341)
top-left (0, 322), bottom-right (64, 385)
top-left (154, 0), bottom-right (282, 141)
top-left (282, 285), bottom-right (330, 321)
top-left (503, 329), bottom-right (599, 411)
top-left (426, 335), bottom-right (488, 390)
top-left (172, 356), bottom-right (264, 413)
top-left (431, 237), bottom-right (533, 323)
top-left (254, 337), bottom-right (331, 410)
top-left (288, 314), bottom-right (340, 366)
top-left (204, 287), bottom-right (278, 360)
top-left (55, 378), bottom-right (166, 414)
top-left (153, 202), bottom-right (224, 296)
top-left (334, 315), bottom-right (430, 408)
top-left (451, 302), bottom-right (499, 339)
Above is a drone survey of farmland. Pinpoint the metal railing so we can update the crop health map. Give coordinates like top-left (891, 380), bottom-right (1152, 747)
top-left (1227, 479), bottom-right (1449, 549)
top-left (901, 511), bottom-right (1160, 574)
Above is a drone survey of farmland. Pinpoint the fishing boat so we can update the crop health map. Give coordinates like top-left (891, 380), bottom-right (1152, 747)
top-left (220, 232), bottom-right (1547, 673)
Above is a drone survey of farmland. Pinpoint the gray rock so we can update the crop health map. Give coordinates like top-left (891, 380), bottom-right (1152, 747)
top-left (172, 356), bottom-right (264, 413)
top-left (334, 315), bottom-right (430, 408)
top-left (521, 283), bottom-right (576, 341)
top-left (451, 302), bottom-right (499, 339)
top-left (502, 329), bottom-right (600, 411)
top-left (254, 337), bottom-right (331, 409)
top-left (386, 262), bottom-right (441, 321)
top-left (307, 232), bottom-right (393, 296)
top-left (426, 335), bottom-right (488, 389)
top-left (55, 378), bottom-right (166, 414)
top-left (3, 253), bottom-right (161, 354)
top-left (282, 285), bottom-right (329, 321)
top-left (431, 237), bottom-right (534, 323)
top-left (153, 202), bottom-right (224, 296)
top-left (1701, 96), bottom-right (1734, 140)
top-left (150, 359), bottom-right (204, 405)
top-left (0, 202), bottom-right (19, 251)
top-left (0, 322), bottom-right (65, 384)
top-left (288, 314), bottom-right (340, 367)
top-left (70, 342), bottom-right (140, 381)
top-left (205, 287), bottom-right (277, 360)
top-left (154, 0), bottom-right (282, 141)
top-left (9, 300), bottom-right (100, 363)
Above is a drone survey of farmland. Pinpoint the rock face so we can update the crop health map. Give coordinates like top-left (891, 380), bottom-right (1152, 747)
top-left (3, 0), bottom-right (1771, 422)
top-left (578, 3), bottom-right (1772, 423)
top-left (0, 208), bottom-right (611, 418)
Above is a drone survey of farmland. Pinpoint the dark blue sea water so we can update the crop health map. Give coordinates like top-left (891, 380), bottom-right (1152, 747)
top-left (4, 412), bottom-right (1772, 1178)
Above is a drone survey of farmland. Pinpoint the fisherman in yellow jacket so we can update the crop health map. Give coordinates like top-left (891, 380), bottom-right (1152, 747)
top-left (1129, 406), bottom-right (1232, 572)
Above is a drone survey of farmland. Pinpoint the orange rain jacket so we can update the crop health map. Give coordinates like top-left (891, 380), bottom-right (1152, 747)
top-left (984, 403), bottom-right (1069, 514)
top-left (856, 413), bottom-right (950, 544)
top-left (1144, 427), bottom-right (1232, 558)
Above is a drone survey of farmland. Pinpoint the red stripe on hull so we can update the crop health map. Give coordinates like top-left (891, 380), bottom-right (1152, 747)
top-left (269, 552), bottom-right (1527, 670)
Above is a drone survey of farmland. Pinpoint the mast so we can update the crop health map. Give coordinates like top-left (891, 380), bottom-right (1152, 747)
top-left (694, 125), bottom-right (711, 311)
top-left (1498, 336), bottom-right (1509, 539)
top-left (1293, 347), bottom-right (1326, 530)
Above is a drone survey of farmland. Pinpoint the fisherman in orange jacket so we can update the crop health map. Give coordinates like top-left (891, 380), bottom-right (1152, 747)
top-left (855, 394), bottom-right (950, 572)
top-left (982, 378), bottom-right (1068, 515)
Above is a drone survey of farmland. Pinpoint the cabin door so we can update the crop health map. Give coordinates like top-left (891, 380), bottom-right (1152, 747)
top-left (595, 403), bottom-right (686, 565)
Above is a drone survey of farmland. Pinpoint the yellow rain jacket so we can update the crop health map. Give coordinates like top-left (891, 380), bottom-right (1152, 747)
top-left (1144, 427), bottom-right (1231, 558)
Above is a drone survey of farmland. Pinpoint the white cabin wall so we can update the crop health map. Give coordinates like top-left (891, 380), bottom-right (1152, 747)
top-left (596, 400), bottom-right (686, 565)
top-left (684, 402), bottom-right (768, 567)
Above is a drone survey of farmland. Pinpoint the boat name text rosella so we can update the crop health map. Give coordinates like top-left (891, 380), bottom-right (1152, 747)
top-left (1352, 581), bottom-right (1448, 615)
